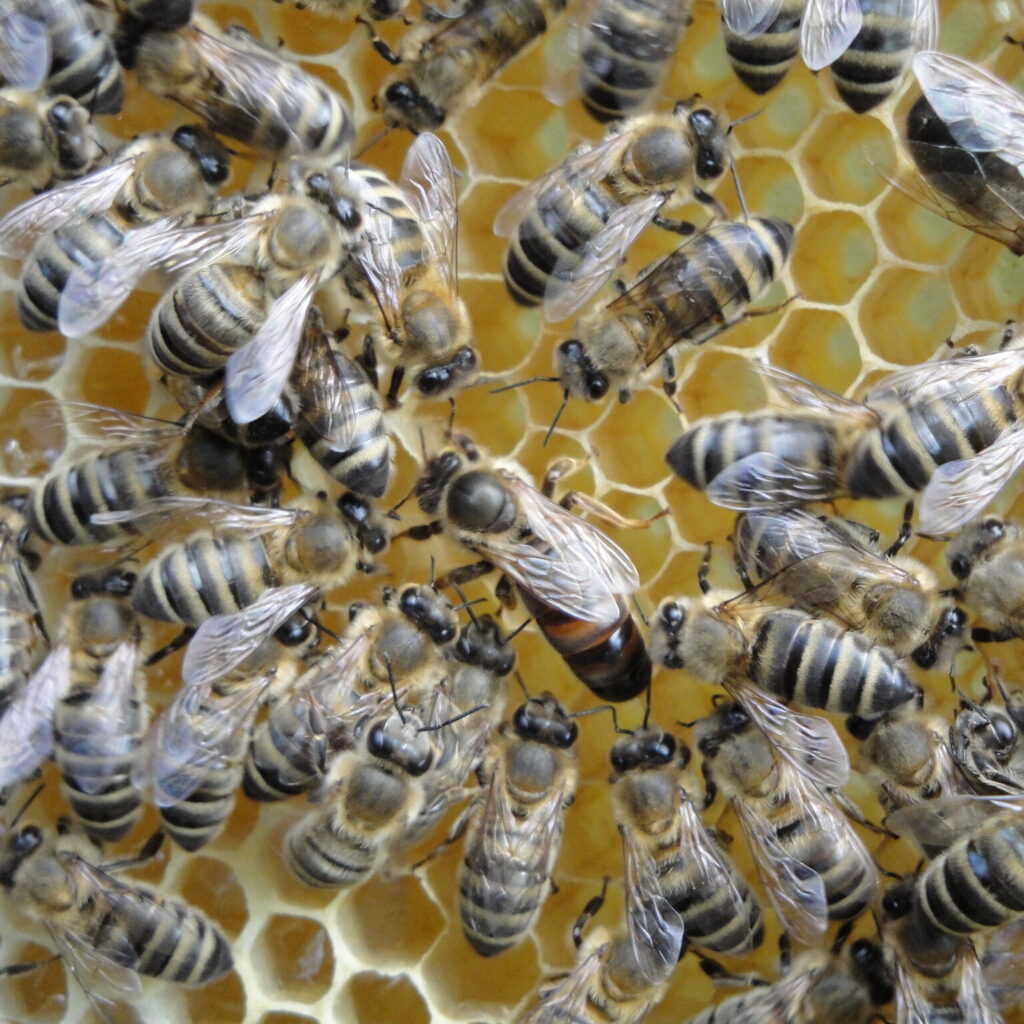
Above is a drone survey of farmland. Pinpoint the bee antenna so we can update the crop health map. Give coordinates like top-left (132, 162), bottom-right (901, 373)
top-left (450, 595), bottom-right (487, 614)
top-left (388, 480), bottom-right (419, 516)
top-left (381, 651), bottom-right (406, 725)
top-left (730, 162), bottom-right (750, 222)
top-left (355, 125), bottom-right (391, 158)
top-left (727, 108), bottom-right (762, 134)
top-left (642, 678), bottom-right (653, 730)
top-left (419, 703), bottom-right (489, 732)
top-left (8, 783), bottom-right (46, 829)
top-left (490, 375), bottom-right (561, 394)
top-left (630, 595), bottom-right (649, 627)
top-left (446, 397), bottom-right (457, 438)
top-left (514, 670), bottom-right (532, 700)
top-left (429, 555), bottom-right (436, 589)
top-left (570, 704), bottom-right (619, 729)
top-left (504, 617), bottom-right (532, 643)
top-left (419, 424), bottom-right (428, 459)
top-left (450, 580), bottom-right (481, 627)
top-left (543, 390), bottom-right (570, 448)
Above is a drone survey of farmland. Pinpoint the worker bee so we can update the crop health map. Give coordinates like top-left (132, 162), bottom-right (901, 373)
top-left (115, 13), bottom-right (354, 159)
top-left (0, 89), bottom-right (101, 193)
top-left (947, 517), bottom-right (1024, 644)
top-left (732, 506), bottom-right (966, 669)
top-left (696, 699), bottom-right (879, 944)
top-left (457, 692), bottom-right (580, 956)
top-left (414, 441), bottom-right (651, 703)
top-left (0, 0), bottom-right (122, 112)
top-left (0, 797), bottom-right (233, 989)
top-left (377, 0), bottom-right (569, 134)
top-left (878, 876), bottom-right (1003, 1024)
top-left (610, 725), bottom-right (764, 956)
top-left (720, 0), bottom-right (936, 112)
top-left (495, 101), bottom-right (732, 320)
top-left (516, 876), bottom-right (683, 1023)
top-left (330, 133), bottom-right (478, 404)
top-left (554, 216), bottom-right (794, 405)
top-left (0, 125), bottom-right (231, 334)
top-left (242, 583), bottom-right (458, 801)
top-left (291, 310), bottom-right (393, 499)
top-left (950, 674), bottom-right (1024, 796)
top-left (900, 51), bottom-right (1024, 257)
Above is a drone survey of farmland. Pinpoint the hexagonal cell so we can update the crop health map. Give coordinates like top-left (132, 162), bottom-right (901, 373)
top-left (948, 238), bottom-right (1023, 321)
top-left (591, 392), bottom-right (680, 490)
top-left (252, 913), bottom-right (335, 1003)
top-left (1, 942), bottom-right (66, 1023)
top-left (858, 267), bottom-right (957, 366)
top-left (799, 113), bottom-right (895, 206)
top-left (733, 155), bottom-right (804, 227)
top-left (460, 183), bottom-right (519, 279)
top-left (735, 77), bottom-right (819, 152)
top-left (184, 969), bottom-right (246, 1024)
top-left (0, 293), bottom-right (66, 383)
top-left (873, 185), bottom-right (966, 266)
top-left (77, 345), bottom-right (150, 412)
top-left (256, 1014), bottom-right (319, 1024)
top-left (768, 307), bottom-right (861, 395)
top-left (338, 971), bottom-right (431, 1024)
top-left (663, 480), bottom-right (742, 550)
top-left (265, 4), bottom-right (353, 56)
top-left (790, 212), bottom-right (877, 305)
top-left (0, 386), bottom-right (64, 480)
top-left (344, 872), bottom-right (445, 969)
top-left (176, 856), bottom-right (249, 939)
top-left (558, 784), bottom-right (623, 881)
top-left (463, 279), bottom-right (541, 380)
top-left (677, 350), bottom-right (766, 423)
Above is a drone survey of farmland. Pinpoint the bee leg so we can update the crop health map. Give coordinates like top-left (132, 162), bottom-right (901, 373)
top-left (410, 797), bottom-right (478, 871)
top-left (101, 830), bottom-right (166, 873)
top-left (653, 215), bottom-right (696, 236)
top-left (661, 353), bottom-right (681, 412)
top-left (540, 455), bottom-right (591, 498)
top-left (571, 877), bottom-right (610, 948)
top-left (972, 626), bottom-right (1016, 644)
top-left (144, 628), bottom-right (195, 666)
top-left (386, 364), bottom-right (406, 407)
top-left (693, 188), bottom-right (727, 218)
top-left (433, 559), bottom-right (494, 590)
top-left (559, 490), bottom-right (669, 530)
top-left (699, 955), bottom-right (767, 987)
top-left (700, 762), bottom-right (717, 809)
top-left (356, 15), bottom-right (403, 64)
top-left (0, 954), bottom-right (62, 977)
top-left (357, 335), bottom-right (380, 390)
top-left (397, 520), bottom-right (444, 541)
top-left (832, 788), bottom-right (896, 838)
top-left (494, 574), bottom-right (517, 609)
top-left (1005, 33), bottom-right (1024, 48)
top-left (885, 502), bottom-right (915, 558)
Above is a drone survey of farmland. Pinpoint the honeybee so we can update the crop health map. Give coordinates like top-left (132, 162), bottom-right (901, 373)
top-left (878, 876), bottom-right (1003, 1024)
top-left (900, 52), bottom-right (1024, 257)
top-left (495, 101), bottom-right (732, 320)
top-left (947, 517), bottom-right (1024, 644)
top-left (415, 441), bottom-right (651, 703)
top-left (377, 0), bottom-right (569, 134)
top-left (696, 699), bottom-right (879, 944)
top-left (691, 927), bottom-right (893, 1024)
top-left (554, 216), bottom-right (794, 405)
top-left (610, 725), bottom-right (764, 956)
top-left (950, 674), bottom-right (1024, 796)
top-left (721, 0), bottom-right (936, 111)
top-left (25, 404), bottom-right (259, 547)
top-left (331, 133), bottom-right (478, 404)
top-left (0, 0), bottom-right (122, 112)
top-left (243, 584), bottom-right (458, 801)
top-left (0, 802), bottom-right (233, 989)
top-left (732, 506), bottom-right (966, 669)
top-left (115, 13), bottom-right (354, 159)
top-left (291, 310), bottom-right (393, 499)
top-left (0, 89), bottom-right (101, 193)
top-left (0, 126), bottom-right (231, 334)
top-left (457, 692), bottom-right (580, 956)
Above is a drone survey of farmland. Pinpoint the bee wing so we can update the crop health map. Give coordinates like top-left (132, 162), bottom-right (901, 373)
top-left (400, 132), bottom-right (459, 294)
top-left (542, 193), bottom-right (666, 323)
top-left (355, 205), bottom-right (407, 333)
top-left (918, 424), bottom-right (1024, 536)
top-left (294, 342), bottom-right (370, 454)
top-left (58, 215), bottom-right (268, 339)
top-left (0, 11), bottom-right (49, 90)
top-left (959, 943), bottom-right (1005, 1024)
top-left (720, 0), bottom-right (787, 37)
top-left (0, 159), bottom-right (137, 259)
top-left (886, 793), bottom-right (1024, 852)
top-left (182, 582), bottom-right (321, 688)
top-left (981, 917), bottom-right (1024, 1011)
top-left (913, 52), bottom-right (1024, 169)
top-left (800, 0), bottom-right (863, 71)
top-left (908, 0), bottom-right (939, 51)
top-left (517, 947), bottom-right (607, 1024)
top-left (756, 361), bottom-right (872, 418)
top-left (20, 400), bottom-right (182, 457)
top-left (865, 349), bottom-right (1024, 407)
top-left (91, 495), bottom-right (301, 534)
top-left (706, 451), bottom-right (841, 510)
top-left (42, 919), bottom-right (143, 997)
top-left (725, 678), bottom-right (851, 789)
top-left (488, 471), bottom-right (640, 621)
top-left (225, 274), bottom-right (320, 426)
top-left (892, 955), bottom-right (933, 1024)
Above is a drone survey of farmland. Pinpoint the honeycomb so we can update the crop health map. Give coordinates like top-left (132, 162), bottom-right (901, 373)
top-left (0, 0), bottom-right (1023, 1020)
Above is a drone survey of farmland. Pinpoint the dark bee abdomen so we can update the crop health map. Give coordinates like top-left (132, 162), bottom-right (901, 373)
top-left (148, 263), bottom-right (268, 378)
top-left (131, 533), bottom-right (276, 627)
top-left (518, 589), bottom-right (651, 702)
top-left (287, 813), bottom-right (373, 888)
top-left (921, 813), bottom-right (1024, 935)
top-left (748, 610), bottom-right (917, 714)
top-left (0, 566), bottom-right (43, 711)
top-left (244, 700), bottom-right (324, 801)
top-left (18, 215), bottom-right (126, 331)
top-left (846, 383), bottom-right (1022, 499)
top-left (578, 0), bottom-right (690, 122)
top-left (722, 0), bottom-right (803, 95)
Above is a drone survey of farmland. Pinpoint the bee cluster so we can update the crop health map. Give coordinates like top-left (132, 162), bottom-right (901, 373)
top-left (0, 0), bottom-right (1021, 1021)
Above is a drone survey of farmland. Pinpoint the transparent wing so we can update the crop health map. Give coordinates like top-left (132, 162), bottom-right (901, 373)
top-left (721, 0), bottom-right (787, 37)
top-left (92, 495), bottom-right (300, 533)
top-left (517, 947), bottom-right (606, 1024)
top-left (909, 0), bottom-right (939, 51)
top-left (892, 956), bottom-right (933, 1024)
top-left (622, 824), bottom-right (685, 977)
top-left (886, 794), bottom-right (1024, 853)
top-left (355, 203), bottom-right (408, 334)
top-left (918, 425), bottom-right (1024, 537)
top-left (400, 132), bottom-right (459, 294)
top-left (756, 361), bottom-right (873, 418)
top-left (479, 470), bottom-right (639, 621)
top-left (182, 582), bottom-right (320, 688)
top-left (0, 159), bottom-right (136, 259)
top-left (913, 52), bottom-right (1024, 169)
top-left (293, 331), bottom-right (364, 453)
top-left (44, 919), bottom-right (143, 997)
top-left (0, 11), bottom-right (48, 90)
top-left (864, 349), bottom-right (1024, 408)
top-left (800, 0), bottom-right (863, 71)
top-left (960, 943), bottom-right (1005, 1024)
top-left (981, 917), bottom-right (1024, 1010)
top-left (225, 274), bottom-right (320, 426)
top-left (543, 193), bottom-right (665, 323)
top-left (20, 400), bottom-right (182, 457)
top-left (725, 678), bottom-right (851, 789)
top-left (706, 451), bottom-right (841, 509)
top-left (0, 646), bottom-right (71, 787)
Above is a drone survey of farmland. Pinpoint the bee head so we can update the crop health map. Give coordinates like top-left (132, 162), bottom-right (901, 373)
top-left (382, 81), bottom-right (445, 133)
top-left (680, 104), bottom-right (728, 182)
top-left (911, 605), bottom-right (967, 669)
top-left (609, 727), bottom-right (677, 774)
top-left (367, 715), bottom-right (434, 776)
top-left (415, 346), bottom-right (478, 398)
top-left (556, 339), bottom-right (608, 401)
top-left (416, 450), bottom-right (464, 515)
top-left (848, 940), bottom-right (894, 1007)
top-left (171, 124), bottom-right (231, 186)
top-left (399, 585), bottom-right (457, 645)
top-left (947, 516), bottom-right (1009, 580)
top-left (513, 694), bottom-right (577, 749)
top-left (455, 615), bottom-right (516, 677)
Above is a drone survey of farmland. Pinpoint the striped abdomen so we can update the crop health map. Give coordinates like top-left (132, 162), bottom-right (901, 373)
top-left (131, 532), bottom-right (277, 627)
top-left (518, 588), bottom-right (650, 703)
top-left (243, 697), bottom-right (323, 801)
top-left (920, 812), bottom-right (1024, 936)
top-left (578, 0), bottom-right (691, 122)
top-left (722, 0), bottom-right (804, 95)
top-left (748, 609), bottom-right (918, 714)
top-left (147, 263), bottom-right (268, 379)
top-left (18, 214), bottom-right (126, 331)
top-left (829, 0), bottom-right (919, 113)
top-left (846, 380), bottom-right (1024, 500)
top-left (0, 562), bottom-right (44, 712)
